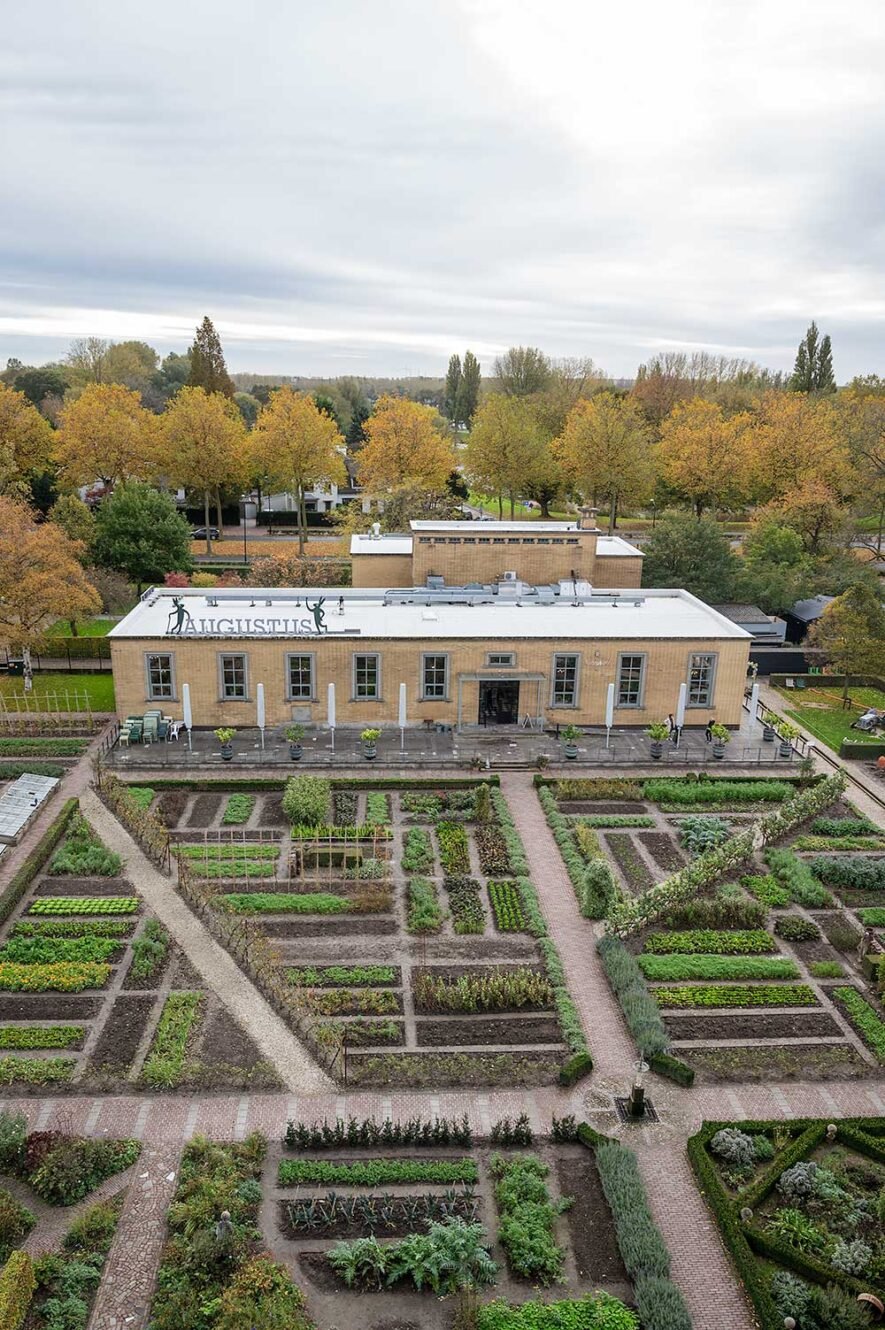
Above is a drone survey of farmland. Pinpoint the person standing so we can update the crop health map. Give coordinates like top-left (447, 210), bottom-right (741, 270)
top-left (704, 719), bottom-right (714, 743)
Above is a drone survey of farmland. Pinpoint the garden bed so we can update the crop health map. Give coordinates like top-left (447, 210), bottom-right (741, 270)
top-left (665, 1010), bottom-right (844, 1041)
top-left (415, 1015), bottom-right (561, 1046)
top-left (89, 994), bottom-right (156, 1071)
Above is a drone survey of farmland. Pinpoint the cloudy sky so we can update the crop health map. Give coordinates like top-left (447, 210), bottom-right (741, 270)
top-left (1, 0), bottom-right (883, 379)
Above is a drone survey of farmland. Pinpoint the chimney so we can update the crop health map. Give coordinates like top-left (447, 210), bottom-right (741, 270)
top-left (579, 506), bottom-right (598, 531)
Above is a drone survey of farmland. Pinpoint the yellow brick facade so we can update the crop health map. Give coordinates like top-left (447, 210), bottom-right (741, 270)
top-left (593, 555), bottom-right (644, 588)
top-left (350, 552), bottom-right (413, 587)
top-left (111, 633), bottom-right (749, 730)
top-left (410, 530), bottom-right (598, 586)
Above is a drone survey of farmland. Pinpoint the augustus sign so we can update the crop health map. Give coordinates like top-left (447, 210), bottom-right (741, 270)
top-left (165, 596), bottom-right (327, 636)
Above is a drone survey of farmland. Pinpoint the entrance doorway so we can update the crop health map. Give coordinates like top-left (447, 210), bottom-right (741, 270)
top-left (478, 680), bottom-right (520, 725)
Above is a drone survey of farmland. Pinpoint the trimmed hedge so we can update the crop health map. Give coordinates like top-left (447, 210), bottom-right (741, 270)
top-left (597, 936), bottom-right (668, 1057)
top-left (0, 1250), bottom-right (35, 1330)
top-left (0, 798), bottom-right (78, 928)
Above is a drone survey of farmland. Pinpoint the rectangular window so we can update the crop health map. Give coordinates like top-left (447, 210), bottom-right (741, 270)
top-left (354, 653), bottom-right (380, 700)
top-left (220, 654), bottom-right (247, 700)
top-left (486, 652), bottom-right (515, 667)
top-left (146, 653), bottom-right (174, 701)
top-left (688, 653), bottom-right (717, 707)
top-left (617, 654), bottom-right (645, 708)
top-left (287, 654), bottom-right (314, 700)
top-left (422, 654), bottom-right (448, 699)
top-left (552, 653), bottom-right (580, 707)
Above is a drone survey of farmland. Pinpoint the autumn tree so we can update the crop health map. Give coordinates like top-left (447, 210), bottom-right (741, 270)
top-left (65, 337), bottom-right (110, 386)
top-left (789, 321), bottom-right (836, 394)
top-left (656, 399), bottom-right (751, 517)
top-left (0, 384), bottom-right (54, 497)
top-left (187, 317), bottom-right (235, 397)
top-left (464, 394), bottom-right (548, 517)
top-left (358, 396), bottom-right (455, 495)
top-left (553, 392), bottom-right (653, 530)
top-left (159, 387), bottom-right (247, 553)
top-left (641, 515), bottom-right (737, 603)
top-left (834, 389), bottom-right (885, 554)
top-left (104, 341), bottom-right (159, 392)
top-left (248, 388), bottom-right (346, 554)
top-left (494, 346), bottom-right (552, 397)
top-left (56, 384), bottom-right (158, 489)
top-left (0, 498), bottom-right (100, 653)
top-left (746, 392), bottom-right (855, 511)
top-left (807, 584), bottom-right (885, 703)
top-left (92, 483), bottom-right (192, 595)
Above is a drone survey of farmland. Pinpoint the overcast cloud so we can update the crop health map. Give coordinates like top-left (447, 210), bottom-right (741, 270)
top-left (1, 0), bottom-right (883, 379)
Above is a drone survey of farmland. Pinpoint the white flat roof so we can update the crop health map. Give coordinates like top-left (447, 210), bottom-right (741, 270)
top-left (350, 534), bottom-right (413, 555)
top-left (411, 520), bottom-right (590, 533)
top-left (595, 535), bottom-right (644, 558)
top-left (109, 587), bottom-right (750, 643)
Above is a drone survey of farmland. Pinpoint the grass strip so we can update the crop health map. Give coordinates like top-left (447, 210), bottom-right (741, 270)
top-left (637, 955), bottom-right (799, 981)
top-left (140, 992), bottom-right (202, 1087)
top-left (277, 1157), bottom-right (477, 1186)
top-left (653, 983), bottom-right (817, 1008)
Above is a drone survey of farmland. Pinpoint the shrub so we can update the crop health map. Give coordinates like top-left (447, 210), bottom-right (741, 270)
top-left (491, 1153), bottom-right (566, 1285)
top-left (215, 1255), bottom-right (311, 1330)
top-left (0, 1113), bottom-right (27, 1174)
top-left (282, 775), bottom-right (330, 827)
top-left (49, 815), bottom-right (122, 877)
top-left (140, 992), bottom-right (202, 1087)
top-left (221, 794), bottom-right (255, 825)
top-left (654, 983), bottom-right (816, 1008)
top-left (710, 1128), bottom-right (761, 1166)
top-left (644, 929), bottom-right (775, 955)
top-left (775, 914), bottom-right (821, 942)
top-left (0, 1251), bottom-right (34, 1330)
top-left (490, 1115), bottom-right (534, 1147)
top-left (811, 816), bottom-right (878, 837)
top-left (406, 877), bottom-right (443, 933)
top-left (634, 1273), bottom-right (692, 1330)
top-left (580, 859), bottom-right (619, 919)
top-left (638, 955), bottom-right (799, 981)
top-left (765, 848), bottom-right (831, 907)
top-left (770, 1269), bottom-right (811, 1321)
top-left (594, 1141), bottom-right (670, 1278)
top-left (597, 936), bottom-right (668, 1057)
top-left (677, 816), bottom-right (731, 855)
top-left (0, 1189), bottom-right (35, 1263)
top-left (29, 1137), bottom-right (139, 1206)
top-left (809, 855), bottom-right (885, 892)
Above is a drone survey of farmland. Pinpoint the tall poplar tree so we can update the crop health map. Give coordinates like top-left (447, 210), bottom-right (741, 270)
top-left (187, 317), bottom-right (235, 398)
top-left (444, 355), bottom-right (462, 421)
top-left (790, 321), bottom-right (836, 394)
top-left (457, 350), bottom-right (482, 426)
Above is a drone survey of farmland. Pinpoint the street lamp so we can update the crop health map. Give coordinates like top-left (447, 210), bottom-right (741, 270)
top-left (239, 497), bottom-right (248, 566)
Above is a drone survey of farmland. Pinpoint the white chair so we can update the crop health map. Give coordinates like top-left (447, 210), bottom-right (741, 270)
top-left (168, 720), bottom-right (182, 742)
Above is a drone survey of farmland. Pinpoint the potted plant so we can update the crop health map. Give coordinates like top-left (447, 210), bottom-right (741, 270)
top-left (560, 724), bottom-right (581, 760)
top-left (646, 722), bottom-right (670, 760)
top-left (709, 722), bottom-right (730, 760)
top-left (762, 716), bottom-right (777, 742)
top-left (286, 724), bottom-right (305, 762)
top-left (214, 727), bottom-right (236, 761)
top-left (776, 720), bottom-right (799, 759)
top-left (361, 727), bottom-right (381, 760)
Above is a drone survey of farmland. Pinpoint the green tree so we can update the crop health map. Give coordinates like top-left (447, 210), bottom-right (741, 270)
top-left (807, 583), bottom-right (885, 702)
top-left (92, 482), bottom-right (192, 595)
top-left (153, 352), bottom-right (192, 399)
top-left (789, 321), bottom-right (836, 393)
top-left (65, 337), bottom-right (110, 386)
top-left (493, 346), bottom-right (552, 397)
top-left (458, 350), bottom-right (482, 426)
top-left (47, 494), bottom-right (96, 559)
top-left (187, 317), bottom-right (235, 397)
top-left (464, 394), bottom-right (547, 516)
top-left (103, 341), bottom-right (159, 391)
top-left (734, 520), bottom-right (815, 614)
top-left (13, 366), bottom-right (69, 409)
top-left (234, 392), bottom-right (261, 428)
top-left (444, 354), bottom-right (462, 421)
top-left (641, 514), bottom-right (737, 602)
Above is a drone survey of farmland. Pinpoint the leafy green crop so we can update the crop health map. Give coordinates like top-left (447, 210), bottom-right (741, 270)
top-left (278, 1157), bottom-right (477, 1186)
top-left (638, 955), bottom-right (799, 981)
top-left (653, 983), bottom-right (816, 1008)
top-left (30, 897), bottom-right (139, 915)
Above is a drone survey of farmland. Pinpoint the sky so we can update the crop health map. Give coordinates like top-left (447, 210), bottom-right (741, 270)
top-left (1, 0), bottom-right (884, 381)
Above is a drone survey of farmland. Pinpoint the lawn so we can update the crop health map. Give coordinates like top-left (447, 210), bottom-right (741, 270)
top-left (0, 673), bottom-right (116, 711)
top-left (776, 684), bottom-right (885, 752)
top-left (48, 618), bottom-right (119, 638)
top-left (191, 537), bottom-right (345, 559)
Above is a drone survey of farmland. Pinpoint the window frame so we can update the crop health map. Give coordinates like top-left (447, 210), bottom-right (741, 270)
top-left (616, 652), bottom-right (647, 709)
top-left (286, 652), bottom-right (316, 702)
top-left (144, 652), bottom-right (176, 702)
top-left (217, 652), bottom-right (249, 702)
top-left (686, 651), bottom-right (718, 708)
top-left (486, 651), bottom-right (516, 668)
top-left (352, 652), bottom-right (381, 701)
top-left (551, 652), bottom-right (581, 708)
top-left (421, 652), bottom-right (449, 701)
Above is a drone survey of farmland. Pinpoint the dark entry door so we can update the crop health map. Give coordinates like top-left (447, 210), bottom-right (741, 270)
top-left (478, 680), bottom-right (520, 725)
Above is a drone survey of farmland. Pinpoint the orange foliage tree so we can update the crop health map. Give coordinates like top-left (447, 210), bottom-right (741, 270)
top-left (656, 399), bottom-right (752, 517)
top-left (358, 396), bottom-right (454, 494)
top-left (0, 499), bottom-right (100, 649)
top-left (248, 388), bottom-right (346, 554)
top-left (56, 384), bottom-right (158, 488)
top-left (159, 388), bottom-right (248, 554)
top-left (553, 392), bottom-right (653, 530)
top-left (0, 384), bottom-right (54, 497)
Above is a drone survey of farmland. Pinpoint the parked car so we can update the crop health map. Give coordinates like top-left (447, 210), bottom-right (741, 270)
top-left (190, 526), bottom-right (220, 540)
